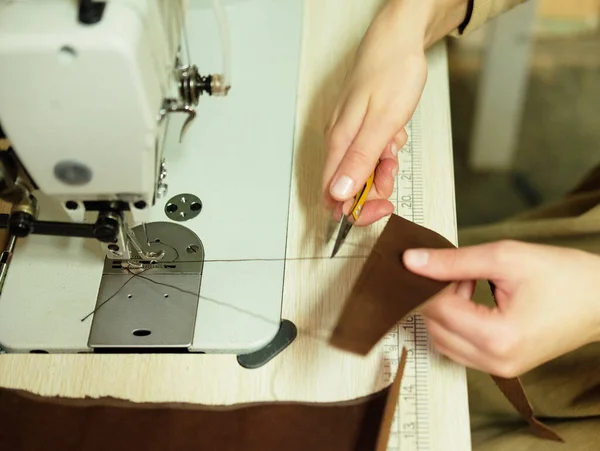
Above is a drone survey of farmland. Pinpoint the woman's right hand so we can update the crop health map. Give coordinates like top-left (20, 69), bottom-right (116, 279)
top-left (322, 0), bottom-right (471, 226)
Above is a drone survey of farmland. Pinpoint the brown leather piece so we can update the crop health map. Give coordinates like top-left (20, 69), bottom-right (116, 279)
top-left (330, 214), bottom-right (562, 442)
top-left (567, 162), bottom-right (600, 196)
top-left (487, 283), bottom-right (563, 442)
top-left (329, 214), bottom-right (455, 355)
top-left (0, 349), bottom-right (408, 451)
top-left (375, 347), bottom-right (408, 451)
top-left (490, 375), bottom-right (563, 441)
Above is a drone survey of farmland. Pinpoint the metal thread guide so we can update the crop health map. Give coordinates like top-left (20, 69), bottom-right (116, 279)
top-left (382, 105), bottom-right (430, 451)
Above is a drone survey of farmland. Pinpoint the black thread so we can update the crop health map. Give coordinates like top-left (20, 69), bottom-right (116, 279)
top-left (79, 235), bottom-right (372, 343)
top-left (202, 255), bottom-right (369, 263)
top-left (80, 267), bottom-right (331, 342)
top-left (143, 224), bottom-right (181, 262)
top-left (80, 271), bottom-right (141, 321)
top-left (156, 240), bottom-right (180, 262)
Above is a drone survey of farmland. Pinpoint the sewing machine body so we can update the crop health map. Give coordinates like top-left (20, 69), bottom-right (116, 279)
top-left (0, 0), bottom-right (303, 357)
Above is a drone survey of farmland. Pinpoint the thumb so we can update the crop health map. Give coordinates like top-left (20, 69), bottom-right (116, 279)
top-left (403, 241), bottom-right (518, 282)
top-left (328, 112), bottom-right (399, 202)
top-left (329, 75), bottom-right (424, 202)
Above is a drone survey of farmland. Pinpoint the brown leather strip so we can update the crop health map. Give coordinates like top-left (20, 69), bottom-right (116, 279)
top-left (490, 375), bottom-right (563, 441)
top-left (487, 283), bottom-right (563, 442)
top-left (567, 162), bottom-right (600, 196)
top-left (375, 347), bottom-right (408, 451)
top-left (0, 349), bottom-right (409, 451)
top-left (329, 214), bottom-right (561, 442)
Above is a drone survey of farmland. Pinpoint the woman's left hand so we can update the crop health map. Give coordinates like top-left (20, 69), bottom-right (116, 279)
top-left (403, 240), bottom-right (600, 378)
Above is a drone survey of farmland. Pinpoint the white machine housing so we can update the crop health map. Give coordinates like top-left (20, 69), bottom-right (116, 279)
top-left (0, 0), bottom-right (185, 222)
top-left (0, 0), bottom-right (303, 356)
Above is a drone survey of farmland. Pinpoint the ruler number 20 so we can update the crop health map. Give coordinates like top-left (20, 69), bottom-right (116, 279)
top-left (400, 195), bottom-right (412, 208)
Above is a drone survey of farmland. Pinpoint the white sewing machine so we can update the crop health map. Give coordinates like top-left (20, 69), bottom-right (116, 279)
top-left (0, 0), bottom-right (303, 364)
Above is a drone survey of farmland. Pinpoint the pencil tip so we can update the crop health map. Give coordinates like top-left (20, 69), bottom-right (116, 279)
top-left (330, 243), bottom-right (341, 259)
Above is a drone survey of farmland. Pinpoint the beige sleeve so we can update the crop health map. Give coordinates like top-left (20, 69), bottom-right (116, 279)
top-left (451, 0), bottom-right (530, 36)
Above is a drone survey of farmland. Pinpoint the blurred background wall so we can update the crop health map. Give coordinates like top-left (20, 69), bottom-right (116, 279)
top-left (447, 0), bottom-right (600, 227)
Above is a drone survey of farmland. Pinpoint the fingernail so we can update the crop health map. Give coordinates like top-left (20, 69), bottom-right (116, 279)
top-left (330, 175), bottom-right (354, 199)
top-left (404, 249), bottom-right (429, 267)
top-left (392, 165), bottom-right (398, 178)
top-left (391, 143), bottom-right (398, 157)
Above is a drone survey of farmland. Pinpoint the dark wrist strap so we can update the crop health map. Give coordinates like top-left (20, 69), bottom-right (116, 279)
top-left (458, 0), bottom-right (474, 34)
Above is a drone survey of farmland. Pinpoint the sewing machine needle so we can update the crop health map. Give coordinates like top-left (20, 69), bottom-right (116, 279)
top-left (0, 235), bottom-right (16, 294)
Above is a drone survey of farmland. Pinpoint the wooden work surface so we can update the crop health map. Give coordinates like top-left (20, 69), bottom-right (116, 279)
top-left (0, 1), bottom-right (470, 449)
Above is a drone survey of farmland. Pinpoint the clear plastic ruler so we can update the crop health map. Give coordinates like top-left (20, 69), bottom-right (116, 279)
top-left (383, 105), bottom-right (430, 451)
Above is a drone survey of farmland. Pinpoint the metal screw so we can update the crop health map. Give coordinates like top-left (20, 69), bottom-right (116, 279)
top-left (186, 245), bottom-right (199, 254)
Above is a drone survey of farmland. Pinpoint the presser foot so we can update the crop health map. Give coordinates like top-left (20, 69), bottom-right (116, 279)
top-left (236, 319), bottom-right (297, 369)
top-left (88, 221), bottom-right (204, 350)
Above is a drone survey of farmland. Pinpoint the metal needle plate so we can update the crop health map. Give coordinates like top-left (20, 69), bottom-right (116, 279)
top-left (88, 222), bottom-right (204, 350)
